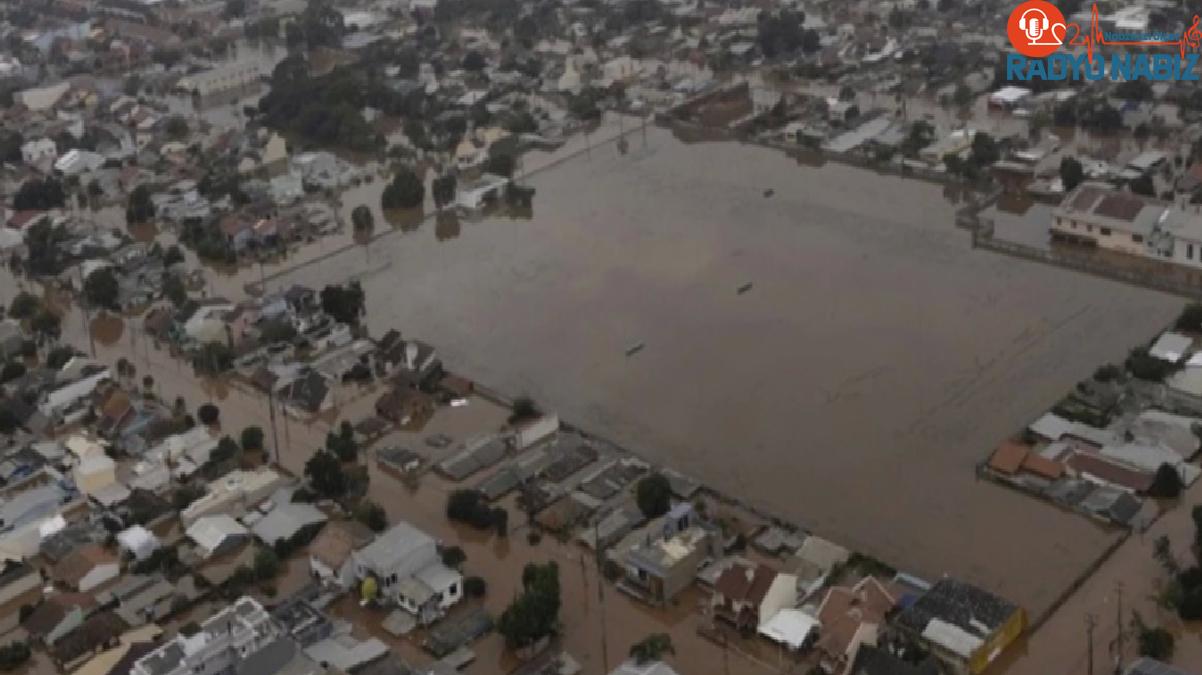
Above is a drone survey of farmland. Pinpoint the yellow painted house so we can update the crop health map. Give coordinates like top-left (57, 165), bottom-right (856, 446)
top-left (893, 577), bottom-right (1026, 675)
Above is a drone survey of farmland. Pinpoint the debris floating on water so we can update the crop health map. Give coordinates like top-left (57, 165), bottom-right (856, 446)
top-left (737, 282), bottom-right (753, 295)
top-left (625, 342), bottom-right (645, 357)
top-left (763, 189), bottom-right (775, 197)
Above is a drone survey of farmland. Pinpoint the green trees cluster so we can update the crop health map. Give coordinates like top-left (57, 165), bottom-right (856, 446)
top-left (326, 421), bottom-right (359, 462)
top-left (13, 177), bottom-right (65, 211)
top-left (319, 282), bottom-right (366, 325)
top-left (354, 500), bottom-right (387, 531)
top-left (126, 185), bottom-right (155, 226)
top-left (241, 426), bottom-right (265, 453)
top-left (498, 562), bottom-right (561, 650)
top-left (24, 221), bottom-right (71, 276)
top-left (432, 175), bottom-right (457, 209)
top-left (1152, 509), bottom-right (1202, 621)
top-left (382, 167), bottom-right (425, 210)
top-left (305, 450), bottom-right (346, 498)
top-left (84, 268), bottom-right (120, 311)
top-left (259, 55), bottom-right (380, 153)
top-left (446, 489), bottom-right (508, 535)
top-left (756, 10), bottom-right (817, 57)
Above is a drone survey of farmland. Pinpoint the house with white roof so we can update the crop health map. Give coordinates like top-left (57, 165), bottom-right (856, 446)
top-left (186, 515), bottom-right (249, 559)
top-left (352, 521), bottom-right (462, 624)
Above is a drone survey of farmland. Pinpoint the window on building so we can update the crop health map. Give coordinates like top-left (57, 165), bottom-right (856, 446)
top-left (1133, 234), bottom-right (1143, 243)
top-left (1101, 227), bottom-right (1112, 235)
top-left (1190, 244), bottom-right (1195, 260)
top-left (1086, 224), bottom-right (1093, 232)
top-left (1070, 220), bottom-right (1077, 229)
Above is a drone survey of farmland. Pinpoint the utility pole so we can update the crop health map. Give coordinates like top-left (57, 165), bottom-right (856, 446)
top-left (267, 388), bottom-right (281, 467)
top-left (77, 265), bottom-right (96, 358)
top-left (594, 517), bottom-right (609, 674)
top-left (1114, 581), bottom-right (1125, 674)
top-left (1087, 613), bottom-right (1097, 675)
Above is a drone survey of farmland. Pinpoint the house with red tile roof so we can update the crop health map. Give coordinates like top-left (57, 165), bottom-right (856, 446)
top-left (709, 560), bottom-right (797, 632)
top-left (813, 576), bottom-right (899, 673)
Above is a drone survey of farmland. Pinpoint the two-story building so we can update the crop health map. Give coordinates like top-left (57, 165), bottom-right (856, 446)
top-left (609, 503), bottom-right (715, 606)
top-left (131, 597), bottom-right (277, 675)
top-left (352, 522), bottom-right (462, 624)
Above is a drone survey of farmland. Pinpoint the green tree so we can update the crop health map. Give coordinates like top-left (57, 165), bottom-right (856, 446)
top-left (464, 576), bottom-right (487, 598)
top-left (970, 132), bottom-right (999, 166)
top-left (254, 547), bottom-right (281, 581)
top-left (164, 116), bottom-right (189, 139)
top-left (382, 167), bottom-right (425, 209)
top-left (1179, 304), bottom-right (1202, 332)
top-left (636, 472), bottom-right (672, 519)
top-left (84, 267), bottom-right (120, 310)
top-left (210, 436), bottom-right (240, 464)
top-left (241, 426), bottom-right (265, 452)
top-left (432, 174), bottom-right (457, 209)
top-left (462, 50), bottom-right (486, 71)
top-left (163, 245), bottom-right (185, 267)
top-left (440, 545), bottom-right (466, 569)
top-left (508, 396), bottom-right (539, 424)
top-left (319, 282), bottom-right (366, 325)
top-left (45, 345), bottom-right (77, 370)
top-left (498, 562), bottom-right (561, 650)
top-left (1154, 535), bottom-right (1179, 575)
top-left (30, 309), bottom-right (61, 341)
top-left (446, 489), bottom-right (496, 529)
top-left (351, 205), bottom-right (374, 233)
top-left (197, 403), bottom-right (220, 427)
top-left (305, 450), bottom-right (346, 498)
top-left (1149, 464), bottom-right (1184, 499)
top-left (0, 641), bottom-right (32, 671)
top-left (163, 273), bottom-right (188, 308)
top-left (354, 500), bottom-right (387, 531)
top-left (1059, 156), bottom-right (1084, 192)
top-left (24, 221), bottom-right (71, 276)
top-left (8, 292), bottom-right (38, 320)
top-left (126, 184), bottom-right (155, 226)
top-left (13, 177), bottom-right (65, 211)
top-left (326, 421), bottom-right (359, 462)
top-left (486, 151), bottom-right (516, 178)
top-left (629, 633), bottom-right (675, 664)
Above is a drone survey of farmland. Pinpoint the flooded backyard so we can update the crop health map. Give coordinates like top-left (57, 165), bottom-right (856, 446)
top-left (266, 123), bottom-right (1186, 620)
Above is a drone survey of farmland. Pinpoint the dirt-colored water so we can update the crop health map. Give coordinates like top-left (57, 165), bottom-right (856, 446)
top-left (270, 124), bottom-right (1183, 622)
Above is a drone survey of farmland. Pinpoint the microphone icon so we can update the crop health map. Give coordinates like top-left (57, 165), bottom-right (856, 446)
top-left (1018, 7), bottom-right (1061, 46)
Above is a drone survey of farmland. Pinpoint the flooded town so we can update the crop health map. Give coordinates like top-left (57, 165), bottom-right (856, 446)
top-left (3, 1), bottom-right (1202, 675)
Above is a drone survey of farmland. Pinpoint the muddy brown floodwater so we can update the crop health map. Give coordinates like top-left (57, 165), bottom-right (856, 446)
top-left (270, 123), bottom-right (1185, 620)
top-left (205, 125), bottom-right (1187, 621)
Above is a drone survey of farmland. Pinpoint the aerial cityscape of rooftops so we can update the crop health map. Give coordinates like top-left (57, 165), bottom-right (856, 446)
top-left (6, 0), bottom-right (1202, 673)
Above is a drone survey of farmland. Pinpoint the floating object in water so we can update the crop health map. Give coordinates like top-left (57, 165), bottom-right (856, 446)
top-left (626, 342), bottom-right (645, 357)
top-left (763, 189), bottom-right (775, 197)
top-left (737, 282), bottom-right (753, 295)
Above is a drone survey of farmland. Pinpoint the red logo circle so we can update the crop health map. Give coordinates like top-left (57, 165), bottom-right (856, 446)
top-left (1007, 0), bottom-right (1066, 57)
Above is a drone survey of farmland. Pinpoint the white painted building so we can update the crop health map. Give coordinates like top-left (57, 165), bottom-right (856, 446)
top-left (20, 138), bottom-right (57, 165)
top-left (131, 597), bottom-right (277, 675)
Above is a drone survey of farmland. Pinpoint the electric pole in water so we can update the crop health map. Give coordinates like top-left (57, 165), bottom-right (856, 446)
top-left (1114, 581), bottom-right (1125, 674)
top-left (1087, 613), bottom-right (1097, 675)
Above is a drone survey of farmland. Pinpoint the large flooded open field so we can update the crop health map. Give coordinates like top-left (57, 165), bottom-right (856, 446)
top-left (274, 124), bottom-right (1182, 618)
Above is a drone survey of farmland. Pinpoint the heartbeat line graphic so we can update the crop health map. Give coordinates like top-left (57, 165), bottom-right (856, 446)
top-left (1066, 3), bottom-right (1202, 62)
